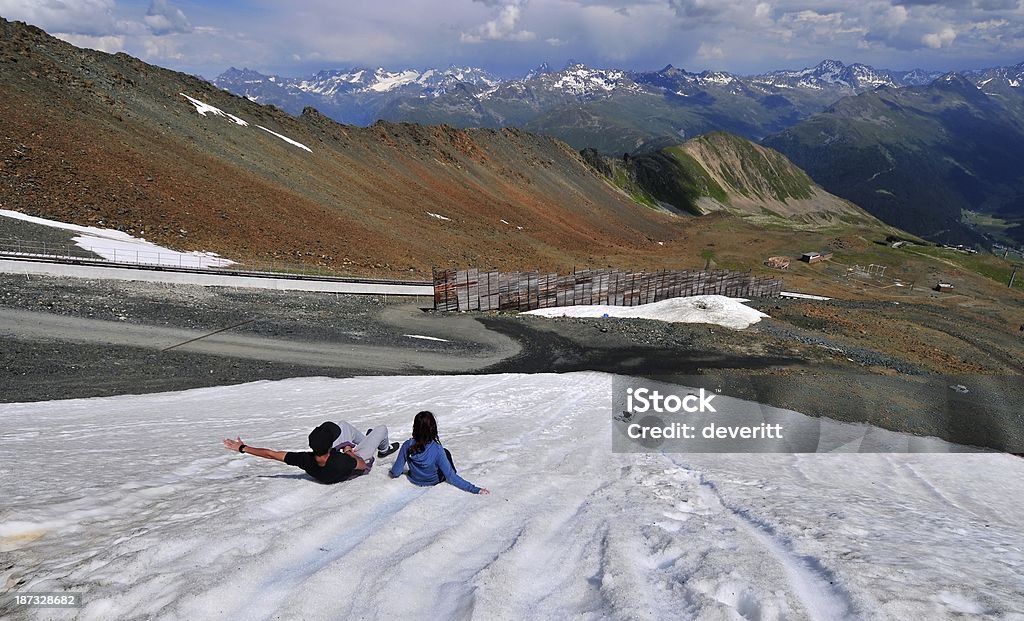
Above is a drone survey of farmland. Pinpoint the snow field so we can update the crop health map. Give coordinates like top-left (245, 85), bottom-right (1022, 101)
top-left (1, 373), bottom-right (1023, 620)
top-left (0, 209), bottom-right (234, 269)
top-left (525, 295), bottom-right (769, 330)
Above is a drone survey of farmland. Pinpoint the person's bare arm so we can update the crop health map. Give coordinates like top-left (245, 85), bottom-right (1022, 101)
top-left (342, 446), bottom-right (368, 471)
top-left (223, 437), bottom-right (286, 462)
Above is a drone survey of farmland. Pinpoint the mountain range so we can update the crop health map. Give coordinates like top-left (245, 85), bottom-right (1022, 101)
top-left (1, 17), bottom-right (884, 277)
top-left (214, 59), bottom-right (1024, 153)
top-left (217, 58), bottom-right (1024, 244)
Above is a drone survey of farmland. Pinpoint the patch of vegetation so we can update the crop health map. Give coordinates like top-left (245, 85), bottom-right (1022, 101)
top-left (580, 148), bottom-right (663, 210)
top-left (691, 132), bottom-right (815, 202)
top-left (662, 146), bottom-right (728, 203)
top-left (905, 245), bottom-right (1024, 289)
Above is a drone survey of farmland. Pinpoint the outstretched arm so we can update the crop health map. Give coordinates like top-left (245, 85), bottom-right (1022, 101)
top-left (436, 449), bottom-right (489, 495)
top-left (223, 437), bottom-right (286, 462)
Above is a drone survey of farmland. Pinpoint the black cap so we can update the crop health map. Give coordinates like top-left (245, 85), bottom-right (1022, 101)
top-left (308, 421), bottom-right (341, 456)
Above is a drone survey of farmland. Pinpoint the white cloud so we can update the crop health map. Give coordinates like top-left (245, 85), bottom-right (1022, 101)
top-left (52, 32), bottom-right (126, 53)
top-left (668, 0), bottom-right (722, 19)
top-left (696, 41), bottom-right (724, 59)
top-left (0, 0), bottom-right (118, 36)
top-left (143, 0), bottom-right (192, 36)
top-left (143, 36), bottom-right (183, 60)
top-left (883, 4), bottom-right (909, 28)
top-left (922, 25), bottom-right (957, 47)
top-left (461, 1), bottom-right (536, 43)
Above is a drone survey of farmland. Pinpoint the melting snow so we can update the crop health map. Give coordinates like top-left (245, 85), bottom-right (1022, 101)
top-left (0, 373), bottom-right (1021, 619)
top-left (180, 93), bottom-right (311, 153)
top-left (427, 212), bottom-right (452, 221)
top-left (0, 209), bottom-right (234, 268)
top-left (525, 295), bottom-right (768, 330)
top-left (256, 125), bottom-right (313, 153)
top-left (180, 93), bottom-right (248, 126)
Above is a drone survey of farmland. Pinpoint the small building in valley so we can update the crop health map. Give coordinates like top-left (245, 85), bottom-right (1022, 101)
top-left (800, 251), bottom-right (833, 264)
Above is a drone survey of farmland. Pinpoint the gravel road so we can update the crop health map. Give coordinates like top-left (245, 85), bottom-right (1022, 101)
top-left (2, 273), bottom-right (1022, 452)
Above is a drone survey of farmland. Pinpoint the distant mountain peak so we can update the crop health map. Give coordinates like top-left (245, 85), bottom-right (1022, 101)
top-left (221, 67), bottom-right (269, 78)
top-left (933, 71), bottom-right (976, 89)
top-left (815, 59), bottom-right (846, 70)
top-left (525, 62), bottom-right (552, 80)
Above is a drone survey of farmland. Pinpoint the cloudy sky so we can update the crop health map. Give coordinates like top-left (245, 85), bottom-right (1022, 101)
top-left (1, 0), bottom-right (1022, 78)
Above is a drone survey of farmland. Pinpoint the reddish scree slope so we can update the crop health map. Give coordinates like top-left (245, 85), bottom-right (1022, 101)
top-left (0, 18), bottom-right (697, 276)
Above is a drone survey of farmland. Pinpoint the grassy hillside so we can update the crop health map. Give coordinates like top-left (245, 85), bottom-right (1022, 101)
top-left (584, 132), bottom-right (875, 226)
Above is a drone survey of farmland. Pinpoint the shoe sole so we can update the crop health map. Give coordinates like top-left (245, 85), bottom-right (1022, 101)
top-left (377, 442), bottom-right (400, 459)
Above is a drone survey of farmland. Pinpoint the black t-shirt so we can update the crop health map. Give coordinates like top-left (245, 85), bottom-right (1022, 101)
top-left (284, 449), bottom-right (359, 484)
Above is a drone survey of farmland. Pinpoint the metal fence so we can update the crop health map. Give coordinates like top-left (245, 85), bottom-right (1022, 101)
top-left (0, 238), bottom-right (429, 284)
top-left (0, 238), bottom-right (231, 269)
top-left (433, 267), bottom-right (783, 312)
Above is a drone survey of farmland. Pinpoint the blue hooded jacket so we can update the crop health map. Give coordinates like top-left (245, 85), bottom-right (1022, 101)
top-left (389, 439), bottom-right (480, 494)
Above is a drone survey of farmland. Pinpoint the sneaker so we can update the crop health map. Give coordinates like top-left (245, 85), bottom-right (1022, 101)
top-left (377, 442), bottom-right (400, 459)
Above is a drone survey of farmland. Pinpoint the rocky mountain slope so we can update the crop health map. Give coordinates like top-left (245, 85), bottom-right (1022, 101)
top-left (764, 73), bottom-right (1024, 244)
top-left (0, 18), bottom-right (706, 275)
top-left (582, 132), bottom-right (873, 224)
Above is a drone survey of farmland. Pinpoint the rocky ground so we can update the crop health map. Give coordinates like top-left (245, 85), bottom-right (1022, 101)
top-left (2, 273), bottom-right (1022, 453)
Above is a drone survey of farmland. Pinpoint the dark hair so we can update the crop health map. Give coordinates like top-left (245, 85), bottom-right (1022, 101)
top-left (409, 411), bottom-right (439, 456)
top-left (309, 421), bottom-right (341, 456)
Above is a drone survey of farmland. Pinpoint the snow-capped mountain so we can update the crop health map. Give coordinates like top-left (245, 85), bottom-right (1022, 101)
top-left (966, 61), bottom-right (1024, 94)
top-left (217, 64), bottom-right (500, 102)
top-left (524, 62), bottom-right (553, 81)
top-left (523, 62), bottom-right (642, 97)
top-left (894, 68), bottom-right (946, 86)
top-left (749, 60), bottom-right (953, 94)
top-left (631, 65), bottom-right (751, 97)
top-left (214, 58), bottom-right (1023, 153)
top-left (751, 59), bottom-right (919, 92)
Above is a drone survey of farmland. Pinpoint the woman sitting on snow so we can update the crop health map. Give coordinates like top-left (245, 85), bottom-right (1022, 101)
top-left (389, 411), bottom-right (489, 495)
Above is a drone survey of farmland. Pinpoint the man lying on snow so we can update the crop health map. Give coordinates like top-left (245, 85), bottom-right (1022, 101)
top-left (223, 421), bottom-right (400, 484)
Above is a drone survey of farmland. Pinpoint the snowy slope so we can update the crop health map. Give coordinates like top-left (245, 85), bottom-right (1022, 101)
top-left (0, 209), bottom-right (234, 268)
top-left (2, 373), bottom-right (1022, 620)
top-left (525, 296), bottom-right (768, 330)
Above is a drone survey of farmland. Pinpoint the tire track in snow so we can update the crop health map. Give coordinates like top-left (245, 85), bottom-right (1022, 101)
top-left (883, 455), bottom-right (979, 520)
top-left (230, 485), bottom-right (429, 620)
top-left (668, 457), bottom-right (859, 621)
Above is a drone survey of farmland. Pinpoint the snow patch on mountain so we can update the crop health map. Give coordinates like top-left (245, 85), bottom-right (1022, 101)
top-left (0, 209), bottom-right (234, 267)
top-left (256, 125), bottom-right (312, 153)
top-left (369, 69), bottom-right (422, 92)
top-left (180, 93), bottom-right (311, 153)
top-left (181, 93), bottom-right (248, 126)
top-left (548, 65), bottom-right (638, 96)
